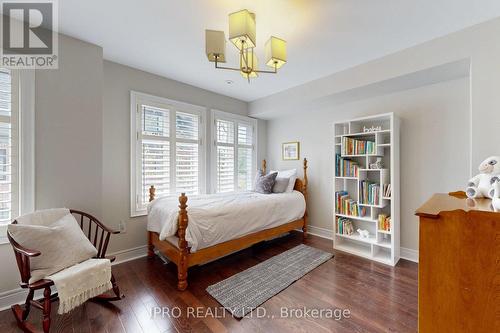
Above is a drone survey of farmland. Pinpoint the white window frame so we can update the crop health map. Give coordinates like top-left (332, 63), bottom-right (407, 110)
top-left (211, 110), bottom-right (258, 193)
top-left (0, 69), bottom-right (35, 242)
top-left (130, 91), bottom-right (206, 217)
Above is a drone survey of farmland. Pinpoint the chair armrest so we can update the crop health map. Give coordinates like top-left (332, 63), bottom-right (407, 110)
top-left (7, 231), bottom-right (41, 257)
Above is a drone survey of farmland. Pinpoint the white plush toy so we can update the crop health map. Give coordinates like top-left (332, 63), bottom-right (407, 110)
top-left (356, 228), bottom-right (370, 239)
top-left (466, 156), bottom-right (500, 199)
top-left (492, 180), bottom-right (500, 211)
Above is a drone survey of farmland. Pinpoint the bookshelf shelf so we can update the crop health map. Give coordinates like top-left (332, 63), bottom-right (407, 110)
top-left (333, 113), bottom-right (400, 266)
top-left (358, 203), bottom-right (389, 208)
top-left (335, 242), bottom-right (372, 259)
top-left (335, 213), bottom-right (377, 223)
top-left (336, 233), bottom-right (376, 244)
top-left (376, 238), bottom-right (392, 248)
top-left (335, 129), bottom-right (391, 138)
top-left (341, 154), bottom-right (384, 157)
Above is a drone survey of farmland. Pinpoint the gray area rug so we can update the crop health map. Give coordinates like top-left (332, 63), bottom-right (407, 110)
top-left (206, 244), bottom-right (333, 318)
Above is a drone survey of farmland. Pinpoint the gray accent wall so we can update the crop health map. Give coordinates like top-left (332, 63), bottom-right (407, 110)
top-left (0, 34), bottom-right (251, 295)
top-left (102, 61), bottom-right (248, 254)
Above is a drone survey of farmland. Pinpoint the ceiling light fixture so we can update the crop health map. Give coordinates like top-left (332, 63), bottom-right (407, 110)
top-left (205, 9), bottom-right (287, 83)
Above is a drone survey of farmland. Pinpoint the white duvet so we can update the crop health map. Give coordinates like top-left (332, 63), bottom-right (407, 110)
top-left (147, 191), bottom-right (306, 252)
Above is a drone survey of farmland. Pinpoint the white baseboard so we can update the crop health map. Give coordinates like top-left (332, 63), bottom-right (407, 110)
top-left (111, 245), bottom-right (148, 265)
top-left (400, 247), bottom-right (419, 263)
top-left (0, 245), bottom-right (148, 311)
top-left (306, 226), bottom-right (333, 240)
top-left (0, 288), bottom-right (33, 312)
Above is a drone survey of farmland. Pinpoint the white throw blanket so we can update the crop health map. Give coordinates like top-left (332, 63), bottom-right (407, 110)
top-left (49, 258), bottom-right (112, 314)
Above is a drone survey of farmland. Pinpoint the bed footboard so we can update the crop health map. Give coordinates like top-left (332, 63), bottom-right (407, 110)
top-left (147, 158), bottom-right (308, 291)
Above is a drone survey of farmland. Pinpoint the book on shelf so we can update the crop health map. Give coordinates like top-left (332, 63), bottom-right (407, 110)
top-left (336, 217), bottom-right (354, 235)
top-left (335, 154), bottom-right (359, 177)
top-left (359, 180), bottom-right (380, 205)
top-left (342, 137), bottom-right (376, 155)
top-left (335, 191), bottom-right (367, 217)
top-left (382, 183), bottom-right (391, 197)
top-left (378, 214), bottom-right (391, 232)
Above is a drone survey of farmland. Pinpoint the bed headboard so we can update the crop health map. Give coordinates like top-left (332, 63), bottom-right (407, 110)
top-left (261, 158), bottom-right (308, 198)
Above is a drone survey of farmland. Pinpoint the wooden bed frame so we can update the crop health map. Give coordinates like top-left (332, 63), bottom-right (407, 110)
top-left (147, 158), bottom-right (308, 291)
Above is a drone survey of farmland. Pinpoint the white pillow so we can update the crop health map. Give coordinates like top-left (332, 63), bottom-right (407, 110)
top-left (8, 213), bottom-right (98, 283)
top-left (272, 177), bottom-right (289, 193)
top-left (270, 169), bottom-right (297, 193)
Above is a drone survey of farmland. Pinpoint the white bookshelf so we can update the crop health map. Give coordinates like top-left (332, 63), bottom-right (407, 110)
top-left (333, 113), bottom-right (400, 266)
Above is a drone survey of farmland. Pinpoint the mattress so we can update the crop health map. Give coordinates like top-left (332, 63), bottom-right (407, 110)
top-left (147, 191), bottom-right (306, 252)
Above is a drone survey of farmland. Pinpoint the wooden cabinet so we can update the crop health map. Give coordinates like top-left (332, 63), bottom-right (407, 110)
top-left (416, 192), bottom-right (500, 333)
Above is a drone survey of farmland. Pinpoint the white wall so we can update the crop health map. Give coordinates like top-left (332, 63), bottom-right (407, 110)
top-left (102, 61), bottom-right (248, 254)
top-left (266, 78), bottom-right (470, 251)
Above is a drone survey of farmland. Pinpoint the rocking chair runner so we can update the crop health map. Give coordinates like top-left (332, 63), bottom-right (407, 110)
top-left (7, 209), bottom-right (123, 333)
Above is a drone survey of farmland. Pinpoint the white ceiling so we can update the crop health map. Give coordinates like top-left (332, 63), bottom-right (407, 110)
top-left (58, 0), bottom-right (500, 102)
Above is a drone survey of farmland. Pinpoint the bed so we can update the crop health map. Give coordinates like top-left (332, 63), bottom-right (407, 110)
top-left (146, 158), bottom-right (309, 290)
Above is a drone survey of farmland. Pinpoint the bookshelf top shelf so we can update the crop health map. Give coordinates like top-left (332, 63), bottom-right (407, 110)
top-left (341, 154), bottom-right (384, 157)
top-left (334, 129), bottom-right (390, 138)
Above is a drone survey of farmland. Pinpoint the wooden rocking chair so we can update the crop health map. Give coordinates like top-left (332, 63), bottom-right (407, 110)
top-left (7, 209), bottom-right (123, 333)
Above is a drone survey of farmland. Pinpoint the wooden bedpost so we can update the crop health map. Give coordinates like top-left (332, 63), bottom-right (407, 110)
top-left (149, 185), bottom-right (156, 202)
top-left (262, 159), bottom-right (267, 173)
top-left (177, 193), bottom-right (189, 291)
top-left (147, 185), bottom-right (156, 258)
top-left (302, 158), bottom-right (308, 238)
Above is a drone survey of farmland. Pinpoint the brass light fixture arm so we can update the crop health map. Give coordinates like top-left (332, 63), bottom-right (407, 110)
top-left (214, 56), bottom-right (278, 74)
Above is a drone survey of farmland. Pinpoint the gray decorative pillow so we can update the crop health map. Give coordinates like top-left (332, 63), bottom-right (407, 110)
top-left (255, 170), bottom-right (278, 194)
top-left (272, 177), bottom-right (289, 193)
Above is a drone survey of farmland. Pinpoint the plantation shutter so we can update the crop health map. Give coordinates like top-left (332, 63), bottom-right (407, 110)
top-left (214, 114), bottom-right (256, 193)
top-left (141, 105), bottom-right (170, 205)
top-left (216, 119), bottom-right (235, 193)
top-left (135, 98), bottom-right (202, 213)
top-left (175, 112), bottom-right (199, 195)
top-left (0, 68), bottom-right (18, 224)
top-left (237, 123), bottom-right (253, 191)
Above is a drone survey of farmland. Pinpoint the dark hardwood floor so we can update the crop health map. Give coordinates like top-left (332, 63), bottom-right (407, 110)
top-left (0, 232), bottom-right (418, 333)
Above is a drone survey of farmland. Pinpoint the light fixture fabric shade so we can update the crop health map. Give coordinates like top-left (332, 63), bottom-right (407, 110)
top-left (240, 51), bottom-right (258, 78)
top-left (265, 36), bottom-right (287, 69)
top-left (229, 9), bottom-right (256, 50)
top-left (205, 30), bottom-right (226, 62)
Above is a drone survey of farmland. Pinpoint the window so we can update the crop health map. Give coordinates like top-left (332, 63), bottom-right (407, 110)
top-left (0, 68), bottom-right (34, 239)
top-left (131, 92), bottom-right (205, 216)
top-left (212, 110), bottom-right (257, 193)
top-left (0, 69), bottom-right (17, 224)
